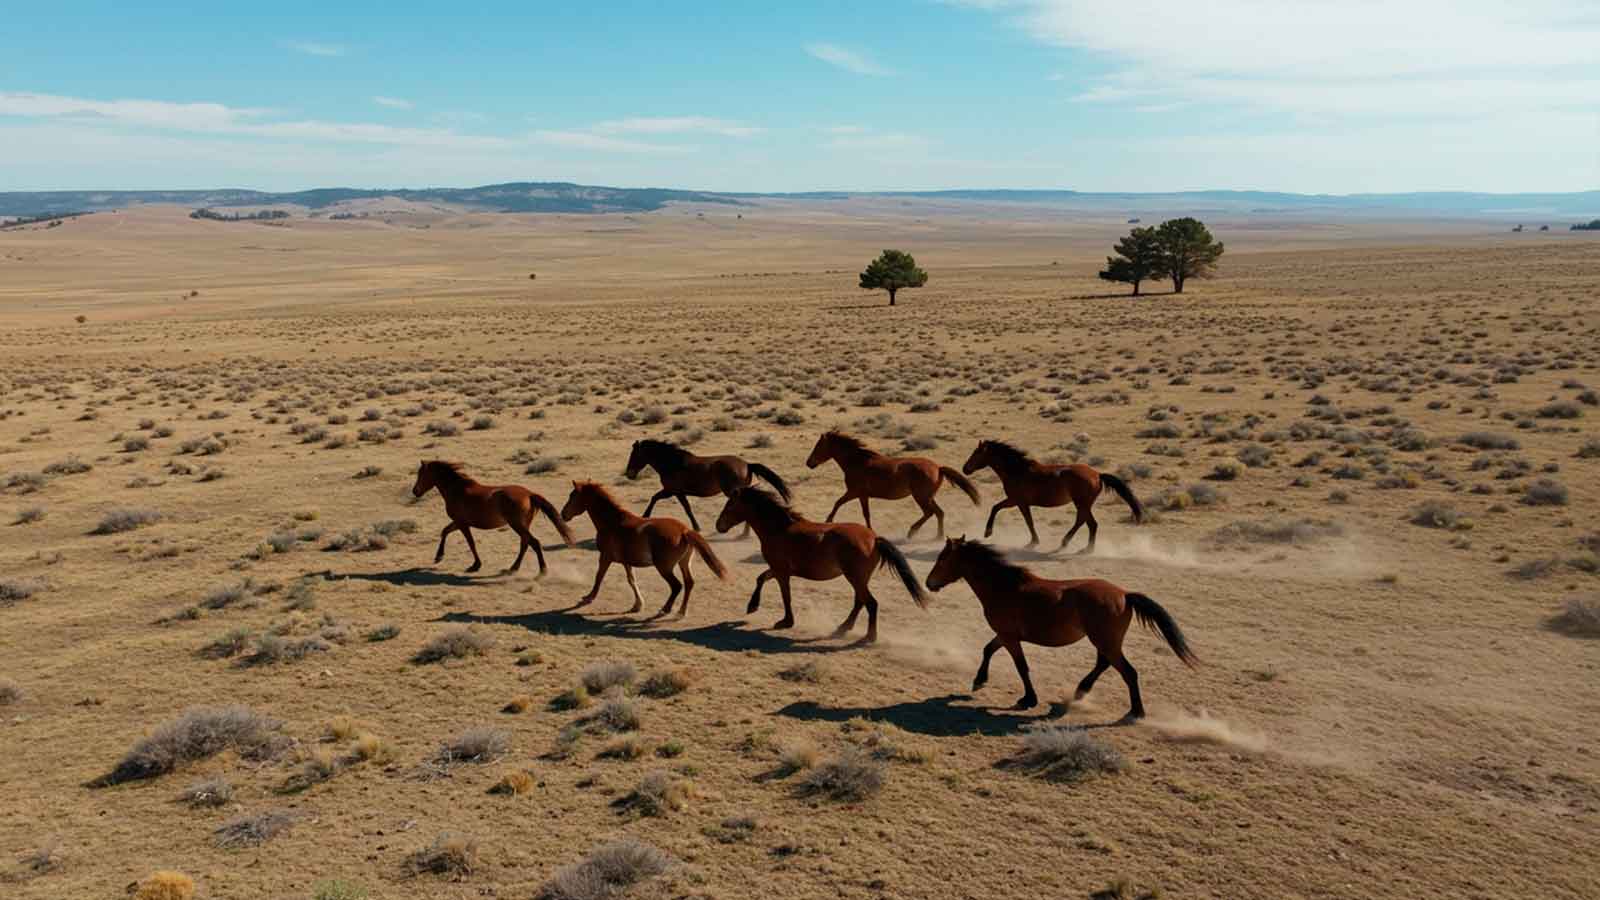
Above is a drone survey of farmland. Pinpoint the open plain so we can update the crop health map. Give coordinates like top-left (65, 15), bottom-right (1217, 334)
top-left (1, 201), bottom-right (1597, 899)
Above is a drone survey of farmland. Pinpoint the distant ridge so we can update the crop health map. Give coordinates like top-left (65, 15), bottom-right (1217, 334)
top-left (2, 182), bottom-right (1596, 219)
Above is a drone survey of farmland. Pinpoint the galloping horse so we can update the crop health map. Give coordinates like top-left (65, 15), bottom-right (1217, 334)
top-left (963, 440), bottom-right (1143, 552)
top-left (925, 538), bottom-right (1196, 718)
top-left (559, 481), bottom-right (727, 617)
top-left (714, 487), bottom-right (927, 643)
top-left (622, 438), bottom-right (791, 531)
top-left (411, 460), bottom-right (575, 574)
top-left (804, 430), bottom-right (980, 539)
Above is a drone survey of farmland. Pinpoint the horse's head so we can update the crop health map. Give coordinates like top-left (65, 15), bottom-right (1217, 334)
top-left (622, 441), bottom-right (647, 480)
top-left (805, 431), bottom-right (836, 469)
top-left (560, 481), bottom-right (592, 521)
top-left (412, 461), bottom-right (437, 498)
top-left (962, 441), bottom-right (992, 476)
top-left (714, 488), bottom-right (751, 534)
top-left (925, 537), bottom-right (970, 592)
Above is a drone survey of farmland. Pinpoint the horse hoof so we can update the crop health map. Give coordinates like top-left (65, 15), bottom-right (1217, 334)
top-left (774, 618), bottom-right (795, 630)
top-left (1124, 709), bottom-right (1145, 722)
top-left (658, 604), bottom-right (674, 617)
top-left (1073, 689), bottom-right (1089, 701)
top-left (746, 601), bottom-right (761, 615)
top-left (1013, 697), bottom-right (1039, 711)
top-left (465, 564), bottom-right (482, 574)
top-left (972, 680), bottom-right (986, 692)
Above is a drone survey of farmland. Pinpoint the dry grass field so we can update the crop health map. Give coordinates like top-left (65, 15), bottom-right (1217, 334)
top-left (1, 202), bottom-right (1597, 899)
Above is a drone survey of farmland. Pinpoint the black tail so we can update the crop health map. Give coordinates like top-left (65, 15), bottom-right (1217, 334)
top-left (938, 466), bottom-right (982, 505)
top-left (747, 462), bottom-right (792, 502)
top-left (874, 537), bottom-right (929, 609)
top-left (1126, 593), bottom-right (1197, 667)
top-left (532, 493), bottom-right (576, 546)
top-left (1100, 472), bottom-right (1144, 524)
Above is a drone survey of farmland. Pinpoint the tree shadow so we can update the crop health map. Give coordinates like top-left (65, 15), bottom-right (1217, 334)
top-left (1067, 290), bottom-right (1178, 300)
top-left (435, 608), bottom-right (860, 656)
top-left (823, 303), bottom-right (896, 311)
top-left (772, 694), bottom-right (1074, 737)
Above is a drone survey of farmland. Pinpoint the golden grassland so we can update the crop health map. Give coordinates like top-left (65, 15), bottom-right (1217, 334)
top-left (1, 203), bottom-right (1597, 899)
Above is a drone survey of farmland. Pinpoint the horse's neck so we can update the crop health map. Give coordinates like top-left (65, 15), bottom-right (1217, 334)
top-left (434, 472), bottom-right (475, 498)
top-left (961, 561), bottom-right (1022, 604)
top-left (585, 494), bottom-right (633, 528)
top-left (746, 508), bottom-right (798, 537)
top-left (834, 445), bottom-right (876, 467)
top-left (648, 450), bottom-right (684, 473)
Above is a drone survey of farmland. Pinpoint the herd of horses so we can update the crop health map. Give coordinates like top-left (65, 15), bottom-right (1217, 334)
top-left (410, 431), bottom-right (1195, 720)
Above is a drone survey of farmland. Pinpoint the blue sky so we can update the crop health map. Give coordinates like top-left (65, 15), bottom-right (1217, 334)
top-left (2, 1), bottom-right (1596, 193)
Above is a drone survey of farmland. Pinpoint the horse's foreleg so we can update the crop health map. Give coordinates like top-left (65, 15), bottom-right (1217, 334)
top-left (1018, 505), bottom-right (1040, 547)
top-left (774, 576), bottom-right (796, 630)
top-left (643, 489), bottom-right (672, 517)
top-left (653, 558), bottom-right (681, 618)
top-left (677, 557), bottom-right (694, 620)
top-left (1080, 511), bottom-right (1099, 555)
top-left (461, 527), bottom-right (482, 573)
top-left (1002, 640), bottom-right (1038, 709)
top-left (973, 636), bottom-right (1002, 692)
top-left (1058, 510), bottom-right (1088, 553)
top-left (858, 496), bottom-right (872, 529)
top-left (825, 491), bottom-right (855, 523)
top-left (675, 494), bottom-right (700, 531)
top-left (983, 499), bottom-right (1015, 538)
top-left (909, 496), bottom-right (943, 540)
top-left (434, 522), bottom-right (458, 563)
top-left (622, 565), bottom-right (643, 614)
top-left (748, 569), bottom-right (773, 614)
top-left (506, 518), bottom-right (543, 573)
top-left (1074, 652), bottom-right (1110, 701)
top-left (832, 583), bottom-right (866, 638)
top-left (579, 556), bottom-right (612, 605)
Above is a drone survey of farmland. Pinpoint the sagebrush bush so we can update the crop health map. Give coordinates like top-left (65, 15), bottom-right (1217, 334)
top-left (437, 727), bottom-right (509, 764)
top-left (798, 748), bottom-right (884, 801)
top-left (92, 706), bottom-right (283, 786)
top-left (213, 809), bottom-right (295, 848)
top-left (537, 838), bottom-right (671, 900)
top-left (405, 832), bottom-right (479, 877)
top-left (1547, 596), bottom-right (1600, 637)
top-left (580, 660), bottom-right (636, 694)
top-left (413, 627), bottom-right (494, 663)
top-left (639, 667), bottom-right (692, 698)
top-left (91, 507), bottom-right (161, 534)
top-left (1015, 724), bottom-right (1124, 782)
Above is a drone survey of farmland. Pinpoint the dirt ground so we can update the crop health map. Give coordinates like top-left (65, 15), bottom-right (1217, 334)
top-left (1, 202), bottom-right (1596, 899)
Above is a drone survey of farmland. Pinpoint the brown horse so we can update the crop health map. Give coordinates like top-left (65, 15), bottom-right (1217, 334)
top-left (411, 460), bottom-right (575, 574)
top-left (622, 438), bottom-right (791, 531)
top-left (925, 538), bottom-right (1196, 718)
top-left (963, 440), bottom-right (1143, 552)
top-left (714, 487), bottom-right (927, 643)
top-left (804, 430), bottom-right (980, 539)
top-left (559, 480), bottom-right (728, 617)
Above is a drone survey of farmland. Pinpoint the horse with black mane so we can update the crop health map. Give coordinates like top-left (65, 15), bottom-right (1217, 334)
top-left (560, 480), bottom-right (728, 617)
top-left (962, 439), bottom-right (1143, 552)
top-left (714, 486), bottom-right (926, 643)
top-left (411, 460), bottom-right (575, 574)
top-left (805, 430), bottom-right (980, 540)
top-left (925, 537), bottom-right (1196, 719)
top-left (623, 438), bottom-right (791, 532)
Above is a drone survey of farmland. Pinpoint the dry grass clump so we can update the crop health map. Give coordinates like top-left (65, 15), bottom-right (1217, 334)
top-left (639, 667), bottom-right (693, 698)
top-left (1410, 501), bottom-right (1465, 529)
top-left (580, 659), bottom-right (637, 694)
top-left (242, 633), bottom-right (330, 666)
top-left (43, 456), bottom-right (92, 476)
top-left (778, 739), bottom-right (821, 774)
top-left (1458, 432), bottom-right (1520, 450)
top-left (549, 684), bottom-right (592, 711)
top-left (92, 706), bottom-right (284, 786)
top-left (405, 832), bottom-right (479, 878)
top-left (12, 505), bottom-right (44, 524)
top-left (177, 777), bottom-right (233, 807)
top-left (615, 771), bottom-right (696, 817)
top-left (413, 627), bottom-right (494, 664)
top-left (213, 809), bottom-right (295, 848)
top-left (312, 880), bottom-right (370, 900)
top-left (90, 507), bottom-right (161, 534)
top-left (1207, 518), bottom-right (1343, 546)
top-left (597, 735), bottom-right (649, 760)
top-left (365, 623), bottom-right (400, 642)
top-left (1013, 724), bottom-right (1125, 783)
top-left (1545, 596), bottom-right (1600, 638)
top-left (0, 577), bottom-right (45, 604)
top-left (436, 726), bottom-right (509, 764)
top-left (778, 660), bottom-right (829, 683)
top-left (537, 838), bottom-right (672, 900)
top-left (1522, 479), bottom-right (1569, 506)
top-left (133, 870), bottom-right (195, 900)
top-left (13, 839), bottom-right (64, 878)
top-left (0, 679), bottom-right (22, 705)
top-left (595, 697), bottom-right (642, 732)
top-left (798, 748), bottom-right (884, 801)
top-left (490, 770), bottom-right (536, 796)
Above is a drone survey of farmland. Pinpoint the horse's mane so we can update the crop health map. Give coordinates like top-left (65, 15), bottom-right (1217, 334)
top-left (635, 438), bottom-right (689, 470)
top-left (575, 480), bottom-right (627, 512)
top-left (981, 440), bottom-right (1033, 472)
top-left (953, 540), bottom-right (1032, 589)
top-left (825, 430), bottom-right (874, 457)
top-left (424, 460), bottom-right (474, 487)
top-left (734, 486), bottom-right (802, 528)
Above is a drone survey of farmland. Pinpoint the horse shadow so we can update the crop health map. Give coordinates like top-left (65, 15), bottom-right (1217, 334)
top-left (308, 567), bottom-right (493, 588)
top-left (901, 544), bottom-right (1062, 564)
top-left (435, 608), bottom-right (858, 656)
top-left (773, 694), bottom-right (1074, 737)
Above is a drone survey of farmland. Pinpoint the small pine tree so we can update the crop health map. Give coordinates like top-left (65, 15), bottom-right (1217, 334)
top-left (1098, 226), bottom-right (1165, 296)
top-left (859, 249), bottom-right (927, 306)
top-left (1155, 218), bottom-right (1224, 294)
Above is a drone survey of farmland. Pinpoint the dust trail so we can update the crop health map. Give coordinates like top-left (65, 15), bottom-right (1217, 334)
top-left (1143, 708), bottom-right (1270, 754)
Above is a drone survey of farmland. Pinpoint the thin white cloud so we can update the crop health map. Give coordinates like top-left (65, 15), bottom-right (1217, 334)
top-left (531, 130), bottom-right (691, 154)
top-left (804, 43), bottom-right (894, 76)
top-left (373, 96), bottom-right (413, 110)
top-left (593, 116), bottom-right (761, 138)
top-left (285, 40), bottom-right (346, 57)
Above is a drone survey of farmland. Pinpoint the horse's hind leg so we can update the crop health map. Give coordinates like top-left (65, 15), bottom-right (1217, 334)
top-left (858, 496), bottom-right (872, 529)
top-left (774, 576), bottom-right (796, 629)
top-left (825, 491), bottom-right (856, 523)
top-left (832, 576), bottom-right (869, 639)
top-left (907, 494), bottom-right (943, 540)
top-left (674, 495), bottom-right (701, 531)
top-left (1058, 508), bottom-right (1088, 553)
top-left (434, 522), bottom-right (458, 563)
top-left (461, 527), bottom-right (482, 573)
top-left (579, 556), bottom-right (611, 605)
top-left (677, 557), bottom-right (694, 619)
top-left (984, 499), bottom-right (1015, 538)
top-left (1080, 510), bottom-right (1099, 555)
top-left (1074, 652), bottom-right (1110, 701)
top-left (1002, 639), bottom-right (1039, 709)
top-left (507, 517), bottom-right (545, 574)
top-left (653, 557), bottom-right (681, 617)
top-left (1111, 655), bottom-right (1144, 719)
top-left (972, 636), bottom-right (1002, 691)
top-left (643, 489), bottom-right (671, 517)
